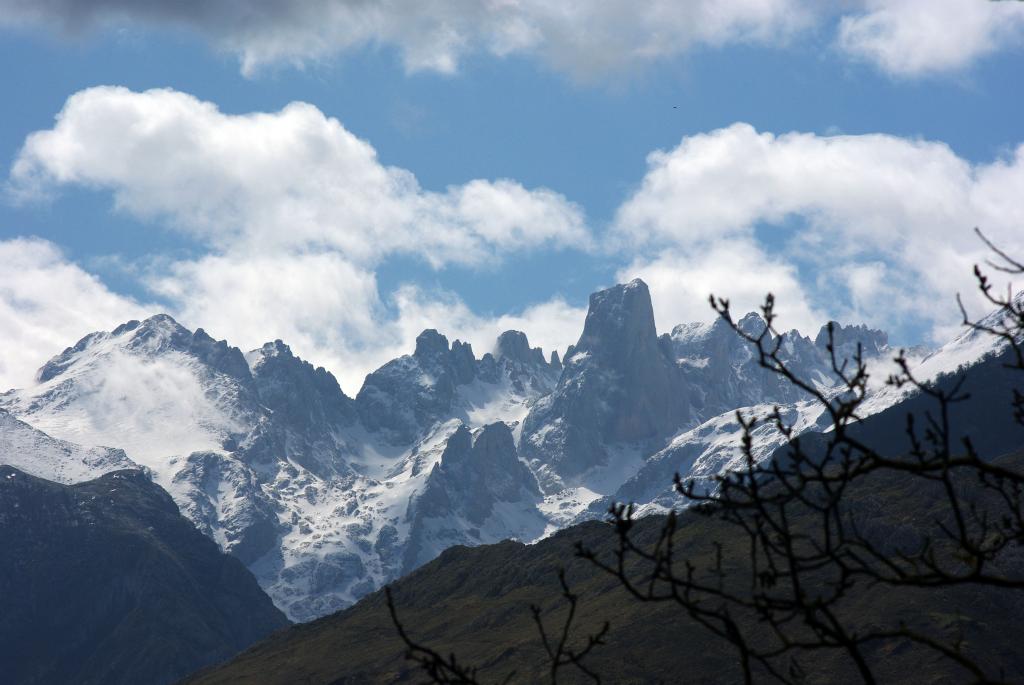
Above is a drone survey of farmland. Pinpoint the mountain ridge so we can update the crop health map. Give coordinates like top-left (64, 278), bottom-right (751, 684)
top-left (3, 278), bottom-right (999, 622)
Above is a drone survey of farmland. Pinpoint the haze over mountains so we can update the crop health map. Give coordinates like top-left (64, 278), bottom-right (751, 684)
top-left (0, 278), bottom-right (1004, 624)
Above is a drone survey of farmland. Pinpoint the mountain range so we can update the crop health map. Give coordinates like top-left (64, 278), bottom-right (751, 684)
top-left (187, 336), bottom-right (1024, 683)
top-left (0, 278), bottom-right (1006, 624)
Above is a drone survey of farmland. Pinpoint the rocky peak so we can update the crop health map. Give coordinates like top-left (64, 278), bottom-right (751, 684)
top-left (449, 340), bottom-right (477, 384)
top-left (815, 322), bottom-right (889, 359)
top-left (125, 313), bottom-right (193, 353)
top-left (250, 339), bottom-right (309, 374)
top-left (250, 340), bottom-right (352, 415)
top-left (187, 327), bottom-right (252, 381)
top-left (357, 330), bottom-right (468, 444)
top-left (414, 329), bottom-right (450, 360)
top-left (35, 337), bottom-right (97, 383)
top-left (242, 339), bottom-right (355, 477)
top-left (737, 312), bottom-right (767, 338)
top-left (670, 320), bottom-right (707, 341)
top-left (472, 420), bottom-right (515, 455)
top-left (472, 422), bottom-right (539, 495)
top-left (410, 329), bottom-right (478, 383)
top-left (670, 317), bottom-right (732, 356)
top-left (255, 339), bottom-right (292, 360)
top-left (495, 330), bottom-right (546, 366)
top-left (439, 423), bottom-right (473, 461)
top-left (577, 278), bottom-right (658, 359)
top-left (573, 280), bottom-right (687, 441)
top-left (772, 330), bottom-right (825, 384)
top-left (519, 278), bottom-right (689, 487)
top-left (431, 422), bottom-right (538, 500)
top-left (35, 314), bottom-right (251, 384)
top-left (403, 421), bottom-right (543, 571)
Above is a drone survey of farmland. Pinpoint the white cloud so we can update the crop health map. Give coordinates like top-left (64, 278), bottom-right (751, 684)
top-left (145, 251), bottom-right (384, 393)
top-left (0, 238), bottom-right (147, 390)
top-left (390, 285), bottom-right (586, 361)
top-left (837, 0), bottom-right (1024, 77)
top-left (7, 88), bottom-right (1024, 397)
top-left (618, 240), bottom-right (824, 337)
top-left (5, 86), bottom-right (593, 394)
top-left (613, 123), bottom-right (1024, 342)
top-left (11, 86), bottom-right (588, 268)
top-left (0, 237), bottom-right (584, 396)
top-left (150, 252), bottom-right (585, 394)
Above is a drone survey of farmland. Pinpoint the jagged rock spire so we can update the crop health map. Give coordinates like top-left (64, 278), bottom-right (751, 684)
top-left (520, 278), bottom-right (689, 489)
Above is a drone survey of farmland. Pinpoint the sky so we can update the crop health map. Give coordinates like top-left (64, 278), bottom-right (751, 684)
top-left (1, 0), bottom-right (1023, 394)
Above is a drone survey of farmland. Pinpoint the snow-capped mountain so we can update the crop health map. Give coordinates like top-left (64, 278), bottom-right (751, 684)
top-left (356, 328), bottom-right (559, 445)
top-left (0, 313), bottom-right (559, 621)
top-left (521, 280), bottom-right (691, 494)
top-left (402, 421), bottom-right (546, 572)
top-left (1, 278), bottom-right (1006, 622)
top-left (0, 408), bottom-right (139, 483)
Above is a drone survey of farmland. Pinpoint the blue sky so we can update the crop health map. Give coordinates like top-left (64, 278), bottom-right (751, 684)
top-left (1, 1), bottom-right (1023, 393)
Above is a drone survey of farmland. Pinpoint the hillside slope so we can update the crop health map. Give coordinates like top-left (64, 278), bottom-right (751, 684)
top-left (0, 466), bottom-right (289, 685)
top-left (186, 447), bottom-right (1024, 684)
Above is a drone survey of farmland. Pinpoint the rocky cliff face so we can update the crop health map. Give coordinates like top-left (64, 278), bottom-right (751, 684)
top-left (520, 279), bottom-right (690, 491)
top-left (0, 314), bottom-right (561, 621)
top-left (403, 422), bottom-right (545, 571)
top-left (356, 330), bottom-right (467, 444)
top-left (0, 465), bottom-right (288, 685)
top-left (816, 321), bottom-right (889, 360)
top-left (245, 339), bottom-right (357, 477)
top-left (669, 314), bottom-right (896, 412)
top-left (356, 329), bottom-right (559, 445)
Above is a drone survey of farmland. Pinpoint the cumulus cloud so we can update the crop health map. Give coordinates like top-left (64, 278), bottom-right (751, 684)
top-left (8, 87), bottom-right (1024, 395)
top-left (149, 252), bottom-right (585, 393)
top-left (0, 237), bottom-right (584, 396)
top-left (837, 0), bottom-right (1024, 77)
top-left (4, 86), bottom-right (594, 394)
top-left (613, 123), bottom-right (1024, 342)
top-left (389, 285), bottom-right (586, 362)
top-left (0, 238), bottom-right (147, 390)
top-left (11, 86), bottom-right (588, 268)
top-left (617, 240), bottom-right (824, 337)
